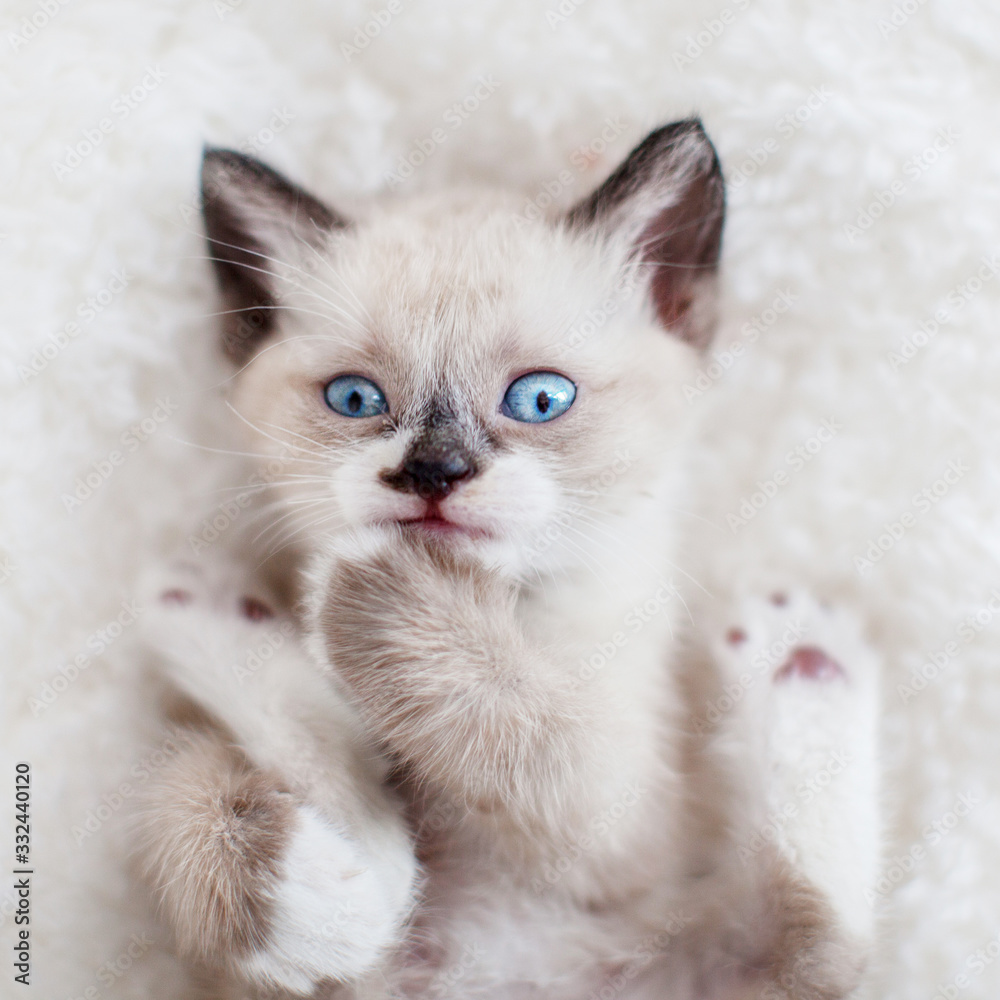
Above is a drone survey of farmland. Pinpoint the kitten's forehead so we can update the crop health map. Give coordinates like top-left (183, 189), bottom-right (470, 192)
top-left (322, 193), bottom-right (614, 373)
top-left (277, 191), bottom-right (649, 429)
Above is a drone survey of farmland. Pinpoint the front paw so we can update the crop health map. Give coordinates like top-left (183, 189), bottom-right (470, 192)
top-left (707, 588), bottom-right (879, 704)
top-left (697, 587), bottom-right (881, 786)
top-left (308, 527), bottom-right (502, 682)
top-left (304, 525), bottom-right (522, 798)
top-left (236, 805), bottom-right (416, 995)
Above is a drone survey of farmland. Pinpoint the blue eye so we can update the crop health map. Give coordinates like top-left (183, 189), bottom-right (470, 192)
top-left (501, 372), bottom-right (576, 423)
top-left (323, 375), bottom-right (388, 418)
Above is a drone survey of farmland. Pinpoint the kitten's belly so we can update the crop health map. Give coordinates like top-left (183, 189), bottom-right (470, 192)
top-left (388, 814), bottom-right (685, 1000)
top-left (391, 891), bottom-right (693, 1000)
top-left (380, 599), bottom-right (687, 999)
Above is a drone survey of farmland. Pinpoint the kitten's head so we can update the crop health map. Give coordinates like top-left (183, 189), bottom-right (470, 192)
top-left (201, 120), bottom-right (724, 577)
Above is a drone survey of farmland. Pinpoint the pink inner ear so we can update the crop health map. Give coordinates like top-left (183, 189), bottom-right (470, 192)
top-left (638, 170), bottom-right (724, 347)
top-left (564, 121), bottom-right (724, 348)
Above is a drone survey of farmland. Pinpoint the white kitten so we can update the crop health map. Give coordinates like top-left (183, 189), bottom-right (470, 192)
top-left (134, 121), bottom-right (881, 999)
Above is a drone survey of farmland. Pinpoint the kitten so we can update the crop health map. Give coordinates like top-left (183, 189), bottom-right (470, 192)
top-left (135, 120), bottom-right (881, 999)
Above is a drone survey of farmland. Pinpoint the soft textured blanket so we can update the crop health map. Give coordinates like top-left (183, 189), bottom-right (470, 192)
top-left (2, 1), bottom-right (998, 996)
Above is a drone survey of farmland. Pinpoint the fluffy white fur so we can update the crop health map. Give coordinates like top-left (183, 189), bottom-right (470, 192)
top-left (139, 540), bottom-right (878, 999)
top-left (707, 591), bottom-right (882, 944)
top-left (125, 114), bottom-right (875, 998)
top-left (3, 0), bottom-right (999, 997)
top-left (134, 558), bottom-right (418, 994)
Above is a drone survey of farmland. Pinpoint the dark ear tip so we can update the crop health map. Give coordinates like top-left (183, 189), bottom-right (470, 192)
top-left (200, 147), bottom-right (243, 200)
top-left (202, 145), bottom-right (251, 164)
top-left (202, 145), bottom-right (231, 167)
top-left (644, 118), bottom-right (721, 172)
top-left (200, 149), bottom-right (309, 221)
top-left (200, 146), bottom-right (258, 182)
top-left (652, 117), bottom-right (707, 137)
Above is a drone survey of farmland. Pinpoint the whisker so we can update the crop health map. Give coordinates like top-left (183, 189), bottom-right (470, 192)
top-left (256, 420), bottom-right (335, 460)
top-left (293, 233), bottom-right (378, 330)
top-left (223, 403), bottom-right (333, 463)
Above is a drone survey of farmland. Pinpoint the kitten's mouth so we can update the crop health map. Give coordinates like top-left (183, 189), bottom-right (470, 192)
top-left (407, 516), bottom-right (462, 535)
top-left (397, 505), bottom-right (491, 540)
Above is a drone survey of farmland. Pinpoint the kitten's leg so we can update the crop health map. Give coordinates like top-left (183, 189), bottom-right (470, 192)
top-left (304, 527), bottom-right (659, 841)
top-left (694, 589), bottom-right (881, 1000)
top-left (134, 561), bottom-right (417, 997)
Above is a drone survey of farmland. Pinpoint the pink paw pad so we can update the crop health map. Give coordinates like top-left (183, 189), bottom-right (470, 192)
top-left (726, 627), bottom-right (747, 646)
top-left (159, 588), bottom-right (193, 606)
top-left (774, 646), bottom-right (846, 683)
top-left (240, 596), bottom-right (274, 621)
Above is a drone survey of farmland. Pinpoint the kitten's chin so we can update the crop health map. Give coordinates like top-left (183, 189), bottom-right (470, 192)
top-left (389, 497), bottom-right (505, 544)
top-left (388, 514), bottom-right (529, 576)
top-left (396, 515), bottom-right (493, 542)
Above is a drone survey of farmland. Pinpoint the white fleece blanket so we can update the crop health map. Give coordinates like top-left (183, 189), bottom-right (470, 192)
top-left (2, 0), bottom-right (999, 997)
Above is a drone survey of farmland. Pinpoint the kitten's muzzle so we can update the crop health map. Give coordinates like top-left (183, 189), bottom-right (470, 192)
top-left (381, 448), bottom-right (477, 502)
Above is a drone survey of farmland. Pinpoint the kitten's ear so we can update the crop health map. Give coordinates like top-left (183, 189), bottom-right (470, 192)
top-left (201, 148), bottom-right (348, 362)
top-left (565, 119), bottom-right (725, 349)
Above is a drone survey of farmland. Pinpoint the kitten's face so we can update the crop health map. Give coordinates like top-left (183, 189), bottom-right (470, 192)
top-left (204, 122), bottom-right (724, 577)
